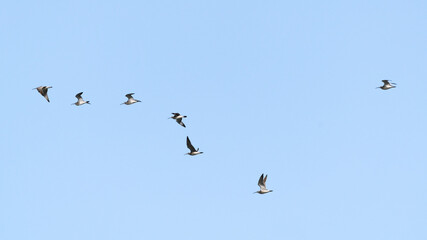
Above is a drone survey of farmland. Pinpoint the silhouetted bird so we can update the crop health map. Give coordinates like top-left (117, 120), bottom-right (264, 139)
top-left (186, 136), bottom-right (203, 156)
top-left (33, 86), bottom-right (52, 102)
top-left (169, 113), bottom-right (187, 127)
top-left (73, 92), bottom-right (90, 106)
top-left (121, 93), bottom-right (141, 105)
top-left (377, 80), bottom-right (396, 90)
top-left (254, 174), bottom-right (273, 194)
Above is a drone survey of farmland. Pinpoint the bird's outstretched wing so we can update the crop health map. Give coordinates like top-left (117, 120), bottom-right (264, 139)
top-left (125, 93), bottom-right (134, 99)
top-left (177, 118), bottom-right (186, 128)
top-left (75, 92), bottom-right (83, 99)
top-left (263, 175), bottom-right (268, 188)
top-left (34, 86), bottom-right (42, 93)
top-left (186, 136), bottom-right (196, 152)
top-left (258, 174), bottom-right (266, 190)
top-left (41, 87), bottom-right (49, 95)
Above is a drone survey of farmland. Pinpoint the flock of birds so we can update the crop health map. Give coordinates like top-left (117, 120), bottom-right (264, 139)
top-left (33, 79), bottom-right (396, 194)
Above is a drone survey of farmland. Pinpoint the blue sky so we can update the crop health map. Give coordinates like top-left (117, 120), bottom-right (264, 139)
top-left (1, 1), bottom-right (427, 239)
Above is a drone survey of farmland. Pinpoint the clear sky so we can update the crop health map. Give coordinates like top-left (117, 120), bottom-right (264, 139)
top-left (1, 1), bottom-right (427, 239)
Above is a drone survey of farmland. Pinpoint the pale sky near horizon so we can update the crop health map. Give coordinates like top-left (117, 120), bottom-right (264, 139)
top-left (1, 1), bottom-right (427, 239)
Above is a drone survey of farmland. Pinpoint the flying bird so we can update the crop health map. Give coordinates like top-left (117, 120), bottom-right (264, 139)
top-left (73, 92), bottom-right (90, 106)
top-left (121, 93), bottom-right (141, 105)
top-left (377, 80), bottom-right (396, 90)
top-left (33, 86), bottom-right (52, 102)
top-left (186, 136), bottom-right (203, 156)
top-left (254, 174), bottom-right (273, 194)
top-left (169, 113), bottom-right (187, 128)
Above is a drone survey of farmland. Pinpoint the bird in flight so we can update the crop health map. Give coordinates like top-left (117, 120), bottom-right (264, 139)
top-left (186, 136), bottom-right (203, 156)
top-left (73, 92), bottom-right (90, 106)
top-left (33, 86), bottom-right (52, 102)
top-left (121, 93), bottom-right (141, 105)
top-left (377, 80), bottom-right (396, 90)
top-left (254, 174), bottom-right (273, 194)
top-left (169, 113), bottom-right (187, 128)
